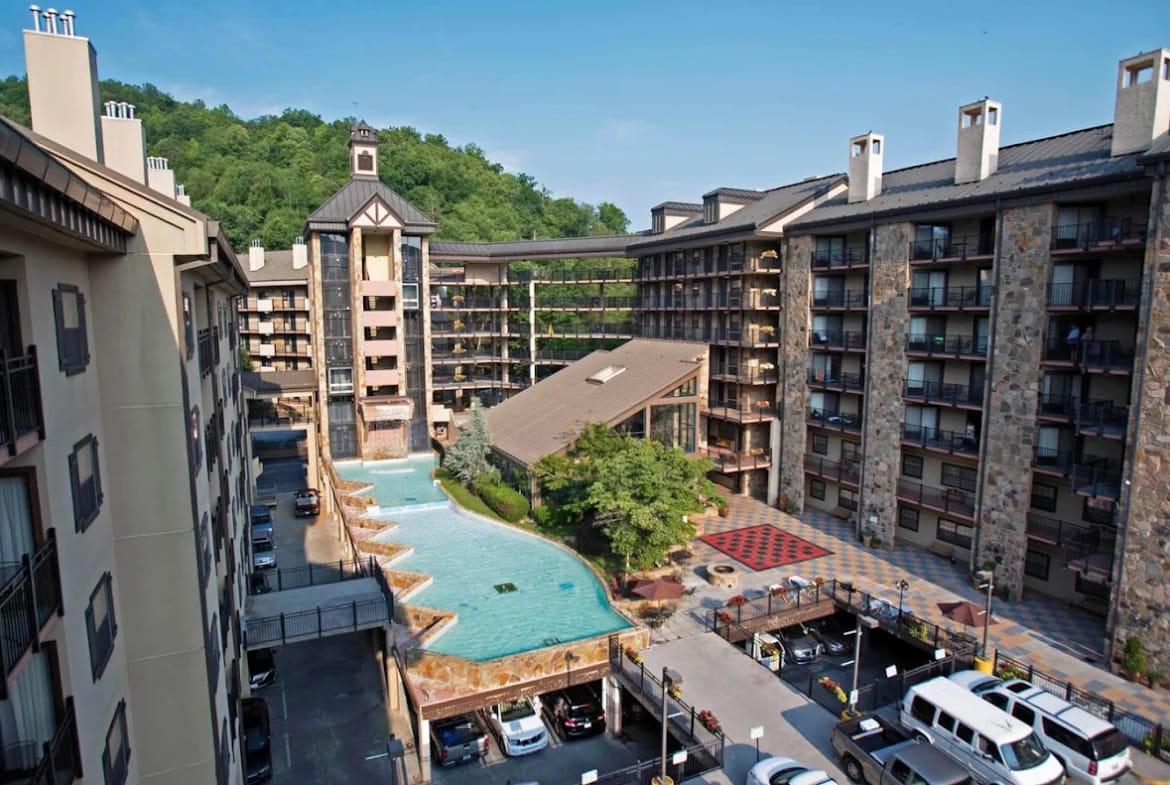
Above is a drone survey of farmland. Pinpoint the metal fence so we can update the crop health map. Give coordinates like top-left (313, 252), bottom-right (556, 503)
top-left (248, 557), bottom-right (376, 595)
top-left (795, 657), bottom-right (956, 716)
top-left (243, 598), bottom-right (390, 648)
top-left (993, 653), bottom-right (1168, 760)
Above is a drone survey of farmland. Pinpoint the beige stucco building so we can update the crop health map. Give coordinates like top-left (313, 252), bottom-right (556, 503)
top-left (0, 11), bottom-right (251, 785)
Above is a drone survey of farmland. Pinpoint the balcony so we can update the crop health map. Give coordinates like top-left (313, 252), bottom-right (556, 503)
top-left (808, 408), bottom-right (862, 434)
top-left (432, 372), bottom-right (526, 389)
top-left (1, 696), bottom-right (80, 784)
top-left (1033, 446), bottom-right (1074, 476)
top-left (532, 295), bottom-right (638, 311)
top-left (811, 290), bottom-right (869, 311)
top-left (1026, 513), bottom-right (1115, 548)
top-left (707, 399), bottom-right (775, 423)
top-left (362, 310), bottom-right (398, 328)
top-left (197, 329), bottom-right (214, 377)
top-left (0, 348), bottom-right (44, 465)
top-left (807, 369), bottom-right (864, 392)
top-left (907, 285), bottom-right (992, 312)
top-left (364, 368), bottom-right (400, 388)
top-left (705, 446), bottom-right (771, 474)
top-left (362, 279), bottom-right (396, 298)
top-left (1047, 279), bottom-right (1141, 311)
top-left (896, 479), bottom-right (975, 521)
top-left (905, 333), bottom-right (987, 359)
top-left (810, 246), bottom-right (868, 270)
top-left (901, 423), bottom-right (979, 457)
top-left (1050, 217), bottom-right (1146, 252)
top-left (1075, 401), bottom-right (1128, 438)
top-left (1036, 393), bottom-right (1075, 421)
top-left (910, 235), bottom-right (994, 264)
top-left (1040, 340), bottom-right (1133, 374)
top-left (533, 349), bottom-right (591, 365)
top-left (710, 365), bottom-right (778, 384)
top-left (0, 531), bottom-right (62, 691)
top-left (1073, 458), bottom-right (1122, 499)
top-left (810, 330), bottom-right (867, 352)
top-left (803, 455), bottom-right (860, 486)
top-left (902, 379), bottom-right (983, 408)
top-left (440, 296), bottom-right (505, 310)
top-left (364, 339), bottom-right (398, 357)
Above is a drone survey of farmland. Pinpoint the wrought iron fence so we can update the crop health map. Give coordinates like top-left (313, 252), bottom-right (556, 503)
top-left (247, 557), bottom-right (376, 595)
top-left (243, 598), bottom-right (390, 648)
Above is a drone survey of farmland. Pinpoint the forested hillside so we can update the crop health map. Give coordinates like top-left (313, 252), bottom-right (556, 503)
top-left (0, 76), bottom-right (629, 250)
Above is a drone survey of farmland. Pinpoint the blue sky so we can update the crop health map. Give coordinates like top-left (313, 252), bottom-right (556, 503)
top-left (2, 0), bottom-right (1169, 228)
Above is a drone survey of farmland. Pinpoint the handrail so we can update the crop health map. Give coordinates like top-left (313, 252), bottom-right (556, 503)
top-left (0, 347), bottom-right (44, 456)
top-left (807, 370), bottom-right (864, 390)
top-left (908, 285), bottom-right (993, 309)
top-left (901, 422), bottom-right (978, 455)
top-left (248, 556), bottom-right (376, 595)
top-left (905, 333), bottom-right (988, 357)
top-left (243, 597), bottom-right (390, 648)
top-left (0, 531), bottom-right (61, 686)
top-left (902, 379), bottom-right (983, 407)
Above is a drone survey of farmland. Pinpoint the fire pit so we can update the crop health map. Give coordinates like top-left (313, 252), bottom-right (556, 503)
top-left (706, 563), bottom-right (740, 589)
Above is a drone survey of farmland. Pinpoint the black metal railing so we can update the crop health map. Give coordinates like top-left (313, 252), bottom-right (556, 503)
top-left (197, 328), bottom-right (213, 377)
top-left (707, 399), bottom-right (774, 420)
top-left (905, 333), bottom-right (988, 357)
top-left (900, 423), bottom-right (979, 455)
top-left (812, 290), bottom-right (869, 309)
top-left (804, 455), bottom-right (860, 485)
top-left (910, 235), bottom-right (994, 262)
top-left (808, 408), bottom-right (862, 433)
top-left (1037, 393), bottom-right (1076, 418)
top-left (1041, 340), bottom-right (1134, 371)
top-left (706, 448), bottom-right (771, 473)
top-left (1025, 514), bottom-right (1115, 549)
top-left (1032, 446), bottom-right (1073, 474)
top-left (243, 598), bottom-right (390, 648)
top-left (902, 379), bottom-right (983, 407)
top-left (438, 296), bottom-right (505, 309)
top-left (711, 366), bottom-right (779, 384)
top-left (1050, 217), bottom-right (1146, 250)
top-left (1047, 278), bottom-right (1141, 310)
top-left (811, 246), bottom-right (868, 269)
top-left (13, 697), bottom-right (81, 785)
top-left (527, 295), bottom-right (638, 310)
top-left (907, 285), bottom-right (992, 310)
top-left (896, 478), bottom-right (975, 519)
top-left (247, 557), bottom-right (376, 595)
top-left (1072, 458), bottom-right (1122, 498)
top-left (807, 370), bottom-right (864, 391)
top-left (810, 330), bottom-right (867, 351)
top-left (0, 348), bottom-right (44, 458)
top-left (533, 349), bottom-right (592, 364)
top-left (1076, 401), bottom-right (1128, 435)
top-left (0, 531), bottom-right (62, 688)
top-left (510, 267), bottom-right (634, 283)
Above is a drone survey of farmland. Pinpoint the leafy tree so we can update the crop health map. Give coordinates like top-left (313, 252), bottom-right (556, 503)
top-left (444, 400), bottom-right (493, 484)
top-left (239, 347), bottom-right (253, 371)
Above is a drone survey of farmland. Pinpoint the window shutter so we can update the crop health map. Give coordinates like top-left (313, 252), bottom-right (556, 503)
top-left (78, 292), bottom-right (90, 364)
top-left (106, 574), bottom-right (118, 639)
top-left (68, 451), bottom-right (81, 530)
top-left (85, 604), bottom-right (97, 680)
top-left (93, 440), bottom-right (104, 506)
top-left (52, 289), bottom-right (66, 371)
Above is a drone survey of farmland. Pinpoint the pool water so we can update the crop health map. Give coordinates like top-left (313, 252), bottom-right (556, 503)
top-left (334, 454), bottom-right (448, 508)
top-left (335, 456), bottom-right (630, 660)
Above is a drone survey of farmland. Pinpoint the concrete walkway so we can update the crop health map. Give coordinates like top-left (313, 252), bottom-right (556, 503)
top-left (648, 495), bottom-right (1170, 739)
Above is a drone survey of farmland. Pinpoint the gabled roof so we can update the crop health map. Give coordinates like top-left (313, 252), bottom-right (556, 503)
top-left (1139, 131), bottom-right (1170, 163)
top-left (306, 178), bottom-right (437, 234)
top-left (429, 233), bottom-right (646, 262)
top-left (652, 201), bottom-right (704, 213)
top-left (486, 339), bottom-right (709, 467)
top-left (702, 186), bottom-right (765, 201)
top-left (628, 173), bottom-right (846, 251)
top-left (791, 125), bottom-right (1146, 231)
top-left (244, 250), bottom-right (309, 284)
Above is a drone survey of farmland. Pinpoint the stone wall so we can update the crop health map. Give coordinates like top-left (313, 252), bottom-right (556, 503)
top-left (978, 205), bottom-right (1051, 602)
top-left (778, 234), bottom-right (813, 508)
top-left (861, 223), bottom-right (912, 547)
top-left (1114, 173), bottom-right (1170, 670)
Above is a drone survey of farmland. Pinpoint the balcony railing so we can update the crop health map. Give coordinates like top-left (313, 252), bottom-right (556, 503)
top-left (1025, 513), bottom-right (1114, 548)
top-left (910, 235), bottom-right (994, 262)
top-left (0, 530), bottom-right (62, 692)
top-left (808, 408), bottom-right (862, 433)
top-left (439, 296), bottom-right (505, 309)
top-left (1050, 217), bottom-right (1146, 250)
top-left (907, 285), bottom-right (992, 310)
top-left (810, 246), bottom-right (868, 270)
top-left (529, 295), bottom-right (638, 310)
top-left (1041, 340), bottom-right (1134, 372)
top-left (711, 365), bottom-right (779, 384)
top-left (1033, 446), bottom-right (1074, 475)
top-left (803, 455), bottom-right (860, 485)
top-left (707, 399), bottom-right (774, 421)
top-left (811, 290), bottom-right (869, 310)
top-left (1076, 401), bottom-right (1128, 436)
top-left (901, 423), bottom-right (978, 456)
top-left (1037, 393), bottom-right (1076, 419)
top-left (197, 328), bottom-right (213, 377)
top-left (1047, 279), bottom-right (1141, 310)
top-left (810, 330), bottom-right (866, 351)
top-left (0, 348), bottom-right (44, 460)
top-left (896, 479), bottom-right (975, 519)
top-left (902, 379), bottom-right (983, 407)
top-left (807, 370), bottom-right (864, 391)
top-left (705, 448), bottom-right (771, 473)
top-left (1073, 458), bottom-right (1122, 498)
top-left (510, 267), bottom-right (634, 284)
top-left (0, 696), bottom-right (82, 785)
top-left (905, 333), bottom-right (988, 358)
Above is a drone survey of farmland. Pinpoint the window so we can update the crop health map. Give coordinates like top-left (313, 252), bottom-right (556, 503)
top-left (937, 519), bottom-right (973, 549)
top-left (1012, 703), bottom-right (1037, 727)
top-left (401, 283), bottom-right (419, 310)
top-left (70, 435), bottom-right (103, 531)
top-left (52, 284), bottom-right (89, 374)
top-left (890, 760), bottom-right (911, 784)
top-left (189, 406), bottom-right (202, 474)
top-left (86, 572), bottom-right (118, 680)
top-left (941, 463), bottom-right (977, 492)
top-left (956, 723), bottom-right (975, 745)
top-left (841, 442), bottom-right (860, 462)
top-left (902, 454), bottom-right (923, 479)
top-left (898, 507), bottom-right (920, 532)
top-left (809, 479), bottom-right (826, 500)
top-left (984, 692), bottom-right (1009, 711)
top-left (812, 434), bottom-right (828, 455)
top-left (1082, 498), bottom-right (1113, 526)
top-left (182, 292), bottom-right (194, 359)
top-left (838, 488), bottom-right (857, 511)
top-left (328, 367), bottom-right (354, 395)
top-left (1030, 482), bottom-right (1058, 513)
top-left (1025, 549), bottom-right (1051, 580)
top-left (978, 735), bottom-right (1003, 763)
top-left (198, 512), bottom-right (212, 586)
top-left (909, 696), bottom-right (935, 724)
top-left (102, 700), bottom-right (130, 785)
top-left (936, 711), bottom-right (956, 733)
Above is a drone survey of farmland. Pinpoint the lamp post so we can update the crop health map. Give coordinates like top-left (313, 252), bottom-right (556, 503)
top-left (895, 580), bottom-right (910, 621)
top-left (656, 668), bottom-right (682, 785)
top-left (845, 614), bottom-right (879, 714)
top-left (979, 574), bottom-right (994, 660)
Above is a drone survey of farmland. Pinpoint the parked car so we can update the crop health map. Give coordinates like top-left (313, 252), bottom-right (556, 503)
top-left (831, 713), bottom-right (972, 785)
top-left (807, 617), bottom-right (851, 656)
top-left (247, 648), bottom-right (277, 690)
top-left (747, 757), bottom-right (841, 785)
top-left (488, 697), bottom-right (548, 756)
top-left (252, 539), bottom-right (277, 571)
top-left (947, 669), bottom-right (1004, 696)
top-left (778, 624), bottom-right (824, 664)
top-left (249, 572), bottom-right (271, 595)
top-left (250, 505), bottom-right (275, 547)
top-left (543, 683), bottom-right (605, 739)
top-left (242, 697), bottom-right (272, 784)
top-left (295, 489), bottom-right (320, 518)
top-left (430, 713), bottom-right (489, 768)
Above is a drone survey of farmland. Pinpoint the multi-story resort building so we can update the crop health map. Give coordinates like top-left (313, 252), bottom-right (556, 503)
top-left (0, 12), bottom-right (251, 785)
top-left (239, 243), bottom-right (312, 373)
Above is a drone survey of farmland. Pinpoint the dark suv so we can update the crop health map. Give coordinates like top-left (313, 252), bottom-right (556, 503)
top-left (242, 697), bottom-right (272, 783)
top-left (544, 683), bottom-right (605, 739)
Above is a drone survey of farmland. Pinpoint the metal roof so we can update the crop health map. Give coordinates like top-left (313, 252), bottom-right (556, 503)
top-left (628, 174), bottom-right (846, 251)
top-left (486, 339), bottom-right (708, 468)
top-left (244, 250), bottom-right (309, 283)
top-left (652, 201), bottom-right (704, 213)
top-left (306, 177), bottom-right (437, 233)
top-left (702, 187), bottom-right (766, 201)
top-left (429, 234), bottom-right (642, 261)
top-left (1140, 131), bottom-right (1170, 163)
top-left (790, 125), bottom-right (1146, 230)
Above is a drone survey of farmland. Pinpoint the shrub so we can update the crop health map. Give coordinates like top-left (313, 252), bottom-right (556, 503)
top-left (1122, 636), bottom-right (1147, 677)
top-left (472, 477), bottom-right (529, 523)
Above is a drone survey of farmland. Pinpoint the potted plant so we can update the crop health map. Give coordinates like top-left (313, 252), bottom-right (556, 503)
top-left (869, 535), bottom-right (883, 549)
top-left (716, 497), bottom-right (730, 518)
top-left (728, 594), bottom-right (747, 607)
top-left (451, 293), bottom-right (464, 305)
top-left (697, 710), bottom-right (722, 733)
top-left (1122, 637), bottom-right (1146, 682)
top-left (624, 647), bottom-right (643, 665)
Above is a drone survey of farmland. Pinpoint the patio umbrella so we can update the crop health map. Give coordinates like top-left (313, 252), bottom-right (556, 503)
top-left (938, 600), bottom-right (997, 627)
top-left (632, 577), bottom-right (685, 603)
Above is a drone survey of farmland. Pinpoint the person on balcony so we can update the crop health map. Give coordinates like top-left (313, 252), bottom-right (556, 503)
top-left (1065, 324), bottom-right (1081, 360)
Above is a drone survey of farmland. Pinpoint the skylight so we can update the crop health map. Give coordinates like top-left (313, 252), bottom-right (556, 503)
top-left (586, 365), bottom-right (627, 385)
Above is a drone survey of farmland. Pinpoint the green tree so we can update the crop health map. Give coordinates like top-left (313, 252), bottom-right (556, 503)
top-left (239, 347), bottom-right (253, 371)
top-left (444, 400), bottom-right (493, 484)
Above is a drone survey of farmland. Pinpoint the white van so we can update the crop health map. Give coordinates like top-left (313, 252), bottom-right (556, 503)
top-left (901, 677), bottom-right (1065, 785)
top-left (978, 684), bottom-right (1130, 785)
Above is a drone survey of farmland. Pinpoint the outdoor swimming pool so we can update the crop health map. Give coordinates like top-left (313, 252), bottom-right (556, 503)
top-left (334, 456), bottom-right (630, 661)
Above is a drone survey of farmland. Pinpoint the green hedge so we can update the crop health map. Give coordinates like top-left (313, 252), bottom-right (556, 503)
top-left (472, 477), bottom-right (530, 523)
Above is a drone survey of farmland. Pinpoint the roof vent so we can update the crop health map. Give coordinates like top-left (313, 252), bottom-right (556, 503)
top-left (586, 365), bottom-right (627, 385)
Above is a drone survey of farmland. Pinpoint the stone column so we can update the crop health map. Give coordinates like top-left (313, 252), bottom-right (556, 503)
top-left (777, 234), bottom-right (813, 509)
top-left (350, 227), bottom-right (368, 458)
top-left (861, 223), bottom-right (912, 548)
top-left (1113, 173), bottom-right (1170, 670)
top-left (605, 673), bottom-right (623, 736)
top-left (978, 204), bottom-right (1050, 602)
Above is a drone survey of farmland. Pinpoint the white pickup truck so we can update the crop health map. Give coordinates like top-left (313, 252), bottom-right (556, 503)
top-left (488, 697), bottom-right (548, 757)
top-left (832, 714), bottom-right (972, 785)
